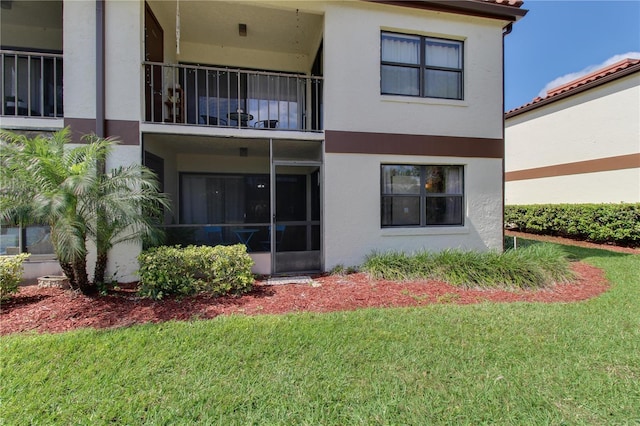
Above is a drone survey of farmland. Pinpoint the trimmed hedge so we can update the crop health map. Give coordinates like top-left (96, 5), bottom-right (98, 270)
top-left (137, 244), bottom-right (254, 300)
top-left (0, 253), bottom-right (30, 300)
top-left (505, 203), bottom-right (640, 246)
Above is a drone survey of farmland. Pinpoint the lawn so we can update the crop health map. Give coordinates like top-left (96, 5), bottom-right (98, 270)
top-left (1, 242), bottom-right (639, 424)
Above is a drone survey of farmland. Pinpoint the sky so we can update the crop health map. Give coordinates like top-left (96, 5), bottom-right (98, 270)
top-left (504, 0), bottom-right (640, 111)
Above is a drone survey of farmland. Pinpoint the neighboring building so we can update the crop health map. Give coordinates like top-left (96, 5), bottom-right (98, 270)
top-left (1, 0), bottom-right (525, 281)
top-left (505, 58), bottom-right (640, 205)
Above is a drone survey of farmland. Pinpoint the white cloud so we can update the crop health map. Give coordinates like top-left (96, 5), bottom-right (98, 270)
top-left (538, 51), bottom-right (640, 98)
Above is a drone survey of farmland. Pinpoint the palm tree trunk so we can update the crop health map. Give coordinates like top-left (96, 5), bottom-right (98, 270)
top-left (60, 261), bottom-right (77, 289)
top-left (94, 252), bottom-right (108, 285)
top-left (72, 258), bottom-right (92, 294)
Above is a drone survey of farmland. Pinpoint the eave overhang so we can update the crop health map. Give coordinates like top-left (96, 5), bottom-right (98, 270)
top-left (368, 0), bottom-right (528, 22)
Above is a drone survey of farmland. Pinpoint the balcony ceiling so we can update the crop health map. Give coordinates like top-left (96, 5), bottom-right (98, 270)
top-left (145, 133), bottom-right (321, 160)
top-left (151, 1), bottom-right (323, 55)
top-left (0, 0), bottom-right (62, 29)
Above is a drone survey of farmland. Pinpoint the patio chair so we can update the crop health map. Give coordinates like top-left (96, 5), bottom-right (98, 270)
top-left (204, 226), bottom-right (225, 246)
top-left (260, 225), bottom-right (286, 251)
top-left (253, 119), bottom-right (279, 129)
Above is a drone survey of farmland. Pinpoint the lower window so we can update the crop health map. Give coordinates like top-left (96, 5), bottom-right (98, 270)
top-left (0, 225), bottom-right (54, 255)
top-left (381, 165), bottom-right (464, 227)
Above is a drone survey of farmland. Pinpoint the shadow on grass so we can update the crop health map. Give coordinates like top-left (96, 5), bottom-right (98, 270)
top-left (505, 236), bottom-right (634, 261)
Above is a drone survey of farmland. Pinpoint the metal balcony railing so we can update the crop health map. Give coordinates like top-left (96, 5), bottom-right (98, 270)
top-left (144, 62), bottom-right (323, 132)
top-left (0, 50), bottom-right (63, 118)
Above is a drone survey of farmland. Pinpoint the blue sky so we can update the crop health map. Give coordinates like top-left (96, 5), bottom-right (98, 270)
top-left (505, 0), bottom-right (640, 111)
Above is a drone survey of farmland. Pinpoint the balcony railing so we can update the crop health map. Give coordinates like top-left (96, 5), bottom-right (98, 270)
top-left (144, 62), bottom-right (323, 132)
top-left (1, 50), bottom-right (63, 118)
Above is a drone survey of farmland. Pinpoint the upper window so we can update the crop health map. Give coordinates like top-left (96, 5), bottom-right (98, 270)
top-left (381, 165), bottom-right (464, 227)
top-left (381, 32), bottom-right (463, 100)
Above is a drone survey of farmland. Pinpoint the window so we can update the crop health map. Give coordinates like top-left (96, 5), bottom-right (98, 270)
top-left (0, 225), bottom-right (54, 255)
top-left (381, 32), bottom-right (463, 100)
top-left (381, 165), bottom-right (464, 227)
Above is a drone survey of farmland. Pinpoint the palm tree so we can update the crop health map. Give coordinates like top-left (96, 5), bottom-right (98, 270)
top-left (82, 137), bottom-right (169, 284)
top-left (0, 129), bottom-right (170, 293)
top-left (1, 129), bottom-right (108, 291)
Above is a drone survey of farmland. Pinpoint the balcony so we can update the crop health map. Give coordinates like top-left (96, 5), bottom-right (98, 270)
top-left (0, 50), bottom-right (63, 118)
top-left (144, 62), bottom-right (323, 132)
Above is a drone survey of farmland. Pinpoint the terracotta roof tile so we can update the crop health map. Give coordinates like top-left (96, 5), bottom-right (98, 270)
top-left (477, 0), bottom-right (524, 8)
top-left (546, 58), bottom-right (640, 96)
top-left (506, 58), bottom-right (640, 116)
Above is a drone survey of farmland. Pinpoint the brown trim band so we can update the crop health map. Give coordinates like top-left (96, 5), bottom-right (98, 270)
top-left (325, 130), bottom-right (504, 158)
top-left (505, 153), bottom-right (640, 181)
top-left (64, 118), bottom-right (140, 145)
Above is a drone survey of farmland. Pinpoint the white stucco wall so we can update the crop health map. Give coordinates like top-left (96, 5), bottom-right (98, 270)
top-left (321, 2), bottom-right (507, 269)
top-left (178, 43), bottom-right (310, 75)
top-left (63, 0), bottom-right (96, 119)
top-left (323, 2), bottom-right (506, 139)
top-left (506, 168), bottom-right (640, 205)
top-left (505, 72), bottom-right (640, 204)
top-left (105, 1), bottom-right (144, 122)
top-left (105, 145), bottom-right (144, 283)
top-left (324, 153), bottom-right (503, 270)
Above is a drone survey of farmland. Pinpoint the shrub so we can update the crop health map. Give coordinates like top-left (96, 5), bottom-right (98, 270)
top-left (0, 253), bottom-right (30, 300)
top-left (137, 244), bottom-right (254, 300)
top-left (362, 244), bottom-right (574, 289)
top-left (505, 203), bottom-right (640, 246)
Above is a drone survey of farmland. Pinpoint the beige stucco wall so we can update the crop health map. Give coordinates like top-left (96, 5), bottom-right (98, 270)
top-left (506, 169), bottom-right (640, 205)
top-left (63, 0), bottom-right (96, 119)
top-left (323, 1), bottom-right (506, 138)
top-left (505, 72), bottom-right (640, 204)
top-left (321, 2), bottom-right (506, 269)
top-left (324, 153), bottom-right (504, 270)
top-left (105, 1), bottom-right (144, 122)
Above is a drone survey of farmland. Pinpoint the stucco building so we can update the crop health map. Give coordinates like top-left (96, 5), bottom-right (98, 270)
top-left (505, 58), bottom-right (640, 205)
top-left (1, 0), bottom-right (525, 281)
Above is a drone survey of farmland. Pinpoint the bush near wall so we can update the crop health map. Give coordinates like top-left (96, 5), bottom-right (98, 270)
top-left (505, 203), bottom-right (640, 246)
top-left (137, 245), bottom-right (254, 300)
top-left (0, 253), bottom-right (30, 300)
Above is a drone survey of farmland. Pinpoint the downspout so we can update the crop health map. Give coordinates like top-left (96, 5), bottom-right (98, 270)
top-left (95, 0), bottom-right (107, 284)
top-left (501, 23), bottom-right (512, 251)
top-left (96, 0), bottom-right (105, 138)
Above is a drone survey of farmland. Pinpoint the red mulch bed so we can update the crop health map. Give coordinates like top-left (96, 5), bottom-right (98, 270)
top-left (1, 261), bottom-right (609, 336)
top-left (4, 231), bottom-right (633, 336)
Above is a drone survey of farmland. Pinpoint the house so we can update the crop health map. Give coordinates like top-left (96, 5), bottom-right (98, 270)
top-left (0, 0), bottom-right (526, 282)
top-left (505, 58), bottom-right (640, 205)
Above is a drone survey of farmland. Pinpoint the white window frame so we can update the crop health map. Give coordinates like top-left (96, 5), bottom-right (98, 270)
top-left (380, 31), bottom-right (464, 100)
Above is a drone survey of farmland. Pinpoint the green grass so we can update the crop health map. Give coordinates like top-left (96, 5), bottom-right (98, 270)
top-left (2, 241), bottom-right (639, 424)
top-left (362, 243), bottom-right (575, 289)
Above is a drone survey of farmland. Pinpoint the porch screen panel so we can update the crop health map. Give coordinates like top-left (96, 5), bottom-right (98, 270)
top-left (180, 175), bottom-right (246, 224)
top-left (180, 176), bottom-right (209, 224)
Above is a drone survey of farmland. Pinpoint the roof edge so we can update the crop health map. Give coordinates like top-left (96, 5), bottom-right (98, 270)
top-left (367, 0), bottom-right (528, 22)
top-left (506, 61), bottom-right (640, 119)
